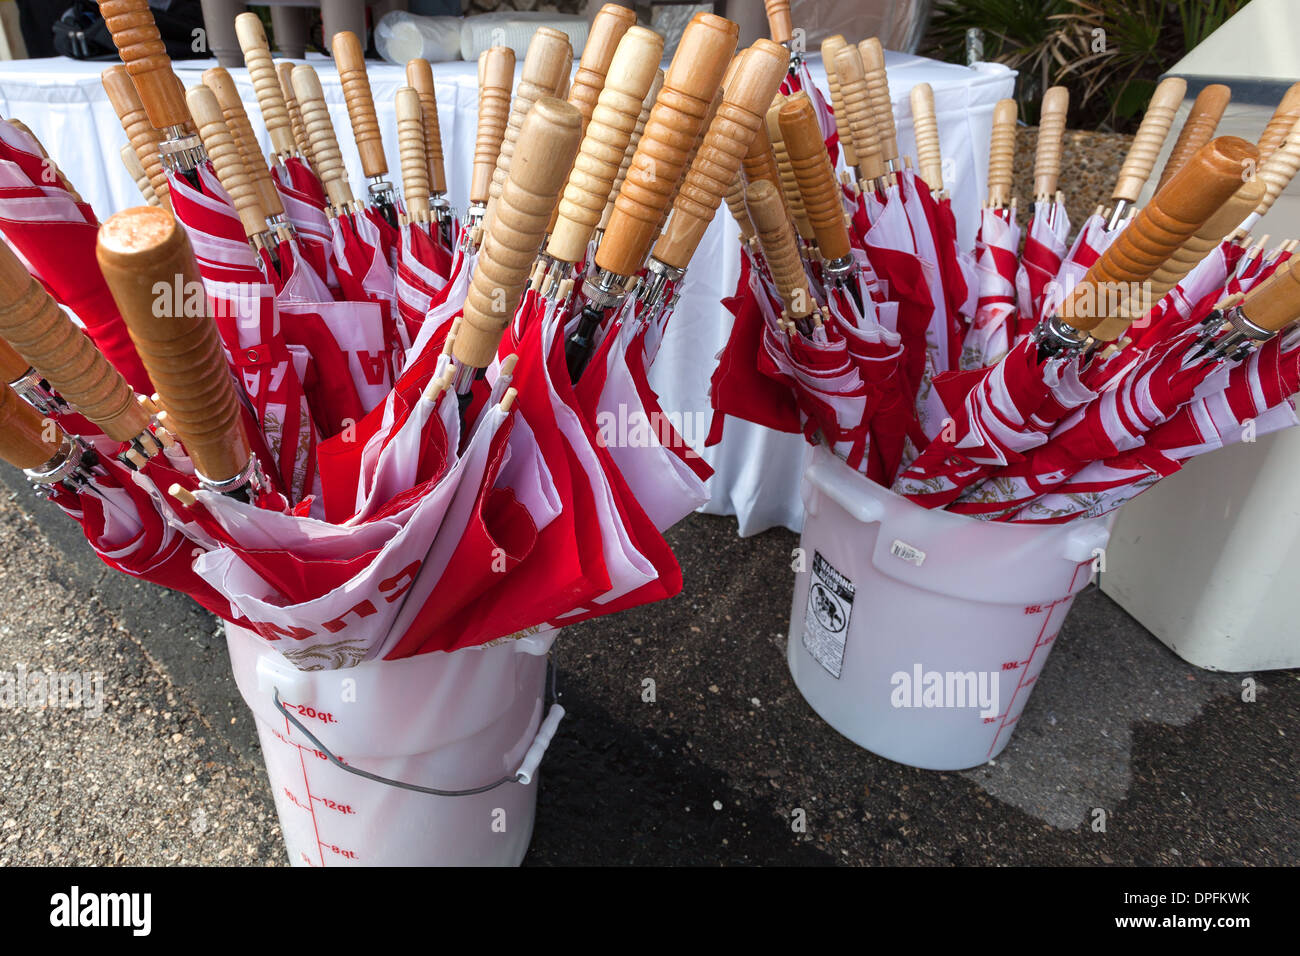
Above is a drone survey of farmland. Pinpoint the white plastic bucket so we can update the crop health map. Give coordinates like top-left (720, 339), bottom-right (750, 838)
top-left (225, 623), bottom-right (562, 867)
top-left (787, 445), bottom-right (1115, 770)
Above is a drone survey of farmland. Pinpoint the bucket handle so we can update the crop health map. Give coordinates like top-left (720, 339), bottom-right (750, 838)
top-left (272, 688), bottom-right (565, 796)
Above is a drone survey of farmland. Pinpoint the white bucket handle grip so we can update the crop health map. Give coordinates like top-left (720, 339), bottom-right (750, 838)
top-left (271, 688), bottom-right (563, 796)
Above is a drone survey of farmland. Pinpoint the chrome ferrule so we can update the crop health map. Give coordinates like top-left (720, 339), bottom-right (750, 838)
top-left (9, 369), bottom-right (66, 417)
top-left (24, 434), bottom-right (96, 493)
top-left (1032, 313), bottom-right (1089, 359)
top-left (159, 128), bottom-right (207, 174)
top-left (639, 259), bottom-right (685, 312)
top-left (197, 455), bottom-right (273, 501)
top-left (582, 268), bottom-right (630, 312)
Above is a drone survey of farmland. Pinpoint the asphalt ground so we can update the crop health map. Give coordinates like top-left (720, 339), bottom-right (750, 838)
top-left (0, 466), bottom-right (1295, 866)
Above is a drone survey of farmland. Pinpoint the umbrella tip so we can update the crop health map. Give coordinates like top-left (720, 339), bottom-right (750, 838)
top-left (168, 483), bottom-right (197, 508)
top-left (499, 386), bottom-right (517, 414)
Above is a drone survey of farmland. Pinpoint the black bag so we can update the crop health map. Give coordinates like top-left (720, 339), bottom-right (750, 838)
top-left (52, 0), bottom-right (208, 61)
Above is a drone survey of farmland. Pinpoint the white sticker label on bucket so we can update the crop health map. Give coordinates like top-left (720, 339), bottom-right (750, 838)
top-left (889, 539), bottom-right (926, 567)
top-left (803, 552), bottom-right (855, 679)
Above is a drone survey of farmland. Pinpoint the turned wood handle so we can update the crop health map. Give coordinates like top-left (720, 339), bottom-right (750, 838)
top-left (489, 28), bottom-right (573, 210)
top-left (0, 384), bottom-right (63, 471)
top-left (858, 38), bottom-right (897, 164)
top-left (472, 46), bottom-right (515, 206)
top-left (331, 30), bottom-right (387, 179)
top-left (767, 97), bottom-right (814, 242)
top-left (910, 82), bottom-right (943, 192)
top-left (748, 179), bottom-right (812, 319)
top-left (458, 98), bottom-right (582, 369)
top-left (653, 40), bottom-right (789, 270)
top-left (986, 98), bottom-right (1017, 207)
top-left (548, 26), bottom-right (663, 264)
top-left (278, 61), bottom-right (313, 167)
top-left (396, 87), bottom-right (430, 219)
top-left (1252, 112), bottom-right (1300, 220)
top-left (1157, 83), bottom-right (1230, 190)
top-left (235, 12), bottom-right (295, 157)
top-left (96, 0), bottom-right (189, 130)
top-left (778, 92), bottom-right (850, 261)
top-left (742, 119), bottom-right (783, 195)
top-left (834, 44), bottom-right (882, 182)
top-left (1112, 76), bottom-right (1186, 204)
top-left (1148, 178), bottom-right (1264, 301)
top-left (103, 65), bottom-right (170, 208)
top-left (596, 13), bottom-right (739, 277)
top-left (821, 36), bottom-right (857, 168)
top-left (1062, 136), bottom-right (1259, 335)
top-left (204, 68), bottom-right (283, 222)
top-left (97, 206), bottom-right (250, 483)
top-left (292, 63), bottom-right (353, 208)
top-left (0, 237), bottom-right (150, 443)
top-left (1033, 86), bottom-right (1068, 200)
top-left (1256, 81), bottom-right (1300, 160)
top-left (0, 334), bottom-right (27, 384)
top-left (187, 84), bottom-right (266, 240)
top-left (120, 143), bottom-right (159, 206)
top-left (764, 0), bottom-right (793, 45)
top-left (567, 3), bottom-right (637, 133)
top-left (406, 58), bottom-right (446, 194)
top-left (1240, 250), bottom-right (1300, 332)
top-left (724, 172), bottom-right (755, 241)
top-left (598, 68), bottom-right (662, 232)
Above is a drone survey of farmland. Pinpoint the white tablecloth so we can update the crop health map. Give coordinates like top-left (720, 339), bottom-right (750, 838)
top-left (0, 51), bottom-right (1014, 536)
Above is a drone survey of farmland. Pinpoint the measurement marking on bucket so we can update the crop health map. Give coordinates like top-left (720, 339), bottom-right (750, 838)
top-left (985, 561), bottom-right (1091, 760)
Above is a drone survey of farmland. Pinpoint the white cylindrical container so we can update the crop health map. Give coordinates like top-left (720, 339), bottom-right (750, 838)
top-left (226, 623), bottom-right (559, 866)
top-left (788, 445), bottom-right (1115, 770)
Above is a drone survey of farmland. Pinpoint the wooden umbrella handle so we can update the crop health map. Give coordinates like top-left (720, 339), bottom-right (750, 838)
top-left (1062, 136), bottom-right (1259, 335)
top-left (763, 0), bottom-right (793, 45)
top-left (406, 58), bottom-right (446, 195)
top-left (120, 143), bottom-right (159, 206)
top-left (96, 0), bottom-right (189, 130)
top-left (292, 64), bottom-right (353, 209)
top-left (331, 30), bottom-right (387, 179)
top-left (910, 82), bottom-right (943, 192)
top-left (1033, 86), bottom-right (1069, 200)
top-left (1252, 112), bottom-right (1300, 220)
top-left (457, 98), bottom-right (582, 369)
top-left (0, 239), bottom-right (150, 444)
top-left (779, 92), bottom-right (851, 261)
top-left (748, 179), bottom-right (812, 319)
top-left (396, 87), bottom-right (431, 219)
top-left (0, 335), bottom-right (28, 383)
top-left (742, 119), bottom-right (783, 193)
top-left (549, 26), bottom-right (664, 264)
top-left (489, 27), bottom-right (573, 209)
top-left (1112, 76), bottom-right (1186, 204)
top-left (596, 13), bottom-right (739, 278)
top-left (986, 98), bottom-right (1017, 207)
top-left (278, 61), bottom-right (312, 167)
top-left (204, 67), bottom-right (284, 221)
top-left (834, 44), bottom-right (882, 182)
top-left (97, 207), bottom-right (250, 483)
top-left (653, 40), bottom-right (788, 270)
top-left (1240, 249), bottom-right (1300, 332)
top-left (820, 36), bottom-right (857, 168)
top-left (471, 46), bottom-right (515, 206)
top-left (767, 98), bottom-right (814, 242)
top-left (1157, 83), bottom-right (1230, 190)
top-left (235, 12), bottom-right (295, 157)
top-left (724, 173), bottom-right (755, 241)
top-left (598, 68), bottom-right (662, 232)
top-left (567, 3), bottom-right (638, 133)
top-left (0, 383), bottom-right (63, 471)
top-left (102, 65), bottom-right (170, 208)
top-left (1256, 81), bottom-right (1300, 160)
top-left (187, 85), bottom-right (266, 240)
top-left (858, 38), bottom-right (897, 164)
top-left (1148, 177), bottom-right (1264, 301)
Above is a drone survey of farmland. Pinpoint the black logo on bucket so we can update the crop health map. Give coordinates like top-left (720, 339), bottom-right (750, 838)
top-left (803, 552), bottom-right (855, 679)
